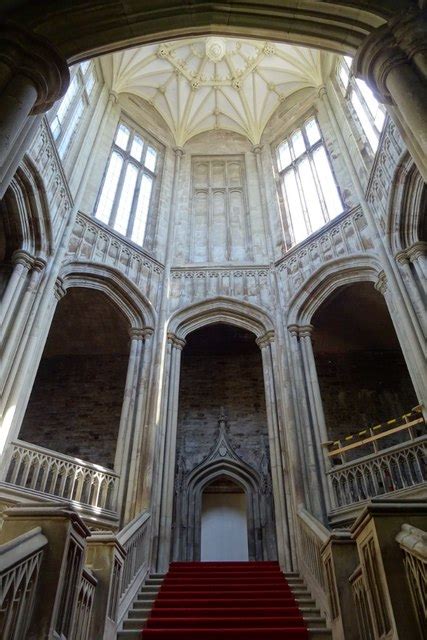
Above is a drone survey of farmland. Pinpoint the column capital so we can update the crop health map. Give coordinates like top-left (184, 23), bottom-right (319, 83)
top-left (354, 9), bottom-right (426, 103)
top-left (0, 22), bottom-right (70, 113)
top-left (129, 327), bottom-right (145, 341)
top-left (317, 85), bottom-right (327, 99)
top-left (406, 240), bottom-right (427, 263)
top-left (173, 147), bottom-right (185, 158)
top-left (256, 330), bottom-right (275, 349)
top-left (167, 332), bottom-right (186, 350)
top-left (374, 270), bottom-right (388, 295)
top-left (108, 90), bottom-right (119, 105)
top-left (252, 144), bottom-right (263, 155)
top-left (395, 250), bottom-right (410, 266)
top-left (32, 256), bottom-right (47, 273)
top-left (11, 249), bottom-right (34, 269)
top-left (54, 276), bottom-right (66, 301)
top-left (287, 324), bottom-right (313, 338)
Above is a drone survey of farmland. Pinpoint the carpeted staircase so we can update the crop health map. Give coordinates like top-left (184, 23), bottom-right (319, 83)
top-left (118, 561), bottom-right (331, 639)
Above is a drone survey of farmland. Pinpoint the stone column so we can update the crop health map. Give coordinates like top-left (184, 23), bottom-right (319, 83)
top-left (114, 327), bottom-right (146, 517)
top-left (0, 249), bottom-right (34, 336)
top-left (354, 10), bottom-right (427, 181)
top-left (395, 250), bottom-right (427, 337)
top-left (257, 330), bottom-right (293, 570)
top-left (299, 324), bottom-right (332, 510)
top-left (287, 325), bottom-right (329, 519)
top-left (1, 255), bottom-right (47, 396)
top-left (0, 24), bottom-right (69, 197)
top-left (375, 271), bottom-right (427, 412)
top-left (119, 327), bottom-right (155, 523)
top-left (156, 332), bottom-right (185, 572)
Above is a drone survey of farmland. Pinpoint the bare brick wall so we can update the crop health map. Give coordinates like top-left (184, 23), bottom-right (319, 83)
top-left (19, 354), bottom-right (128, 468)
top-left (177, 349), bottom-right (269, 471)
top-left (315, 349), bottom-right (418, 444)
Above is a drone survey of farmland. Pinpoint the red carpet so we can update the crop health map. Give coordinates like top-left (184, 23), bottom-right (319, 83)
top-left (142, 561), bottom-right (309, 639)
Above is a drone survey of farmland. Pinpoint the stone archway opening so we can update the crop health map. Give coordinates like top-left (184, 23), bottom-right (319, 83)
top-left (18, 287), bottom-right (130, 469)
top-left (311, 281), bottom-right (419, 457)
top-left (171, 322), bottom-right (278, 563)
top-left (201, 475), bottom-right (249, 561)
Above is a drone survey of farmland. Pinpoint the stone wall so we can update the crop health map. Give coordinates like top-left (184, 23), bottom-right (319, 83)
top-left (18, 353), bottom-right (128, 468)
top-left (176, 342), bottom-right (269, 472)
top-left (315, 349), bottom-right (418, 443)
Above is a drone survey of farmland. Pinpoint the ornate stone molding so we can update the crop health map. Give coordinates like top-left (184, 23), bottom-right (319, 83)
top-left (11, 249), bottom-right (35, 270)
top-left (0, 22), bottom-right (69, 113)
top-left (354, 9), bottom-right (427, 103)
top-left (54, 276), bottom-right (67, 301)
top-left (167, 332), bottom-right (186, 350)
top-left (374, 270), bottom-right (388, 295)
top-left (256, 330), bottom-right (275, 349)
top-left (287, 324), bottom-right (313, 339)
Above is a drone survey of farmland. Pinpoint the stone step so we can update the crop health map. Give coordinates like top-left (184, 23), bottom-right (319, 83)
top-left (124, 615), bottom-right (327, 631)
top-left (118, 632), bottom-right (331, 640)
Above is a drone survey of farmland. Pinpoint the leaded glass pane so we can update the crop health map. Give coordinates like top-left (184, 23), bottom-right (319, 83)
top-left (115, 124), bottom-right (130, 150)
top-left (291, 129), bottom-right (305, 159)
top-left (350, 89), bottom-right (379, 151)
top-left (95, 152), bottom-right (123, 223)
top-left (114, 163), bottom-right (138, 235)
top-left (278, 141), bottom-right (291, 170)
top-left (145, 146), bottom-right (157, 172)
top-left (130, 135), bottom-right (144, 162)
top-left (305, 118), bottom-right (321, 146)
top-left (313, 146), bottom-right (343, 218)
top-left (284, 169), bottom-right (307, 243)
top-left (132, 174), bottom-right (153, 245)
top-left (298, 156), bottom-right (325, 231)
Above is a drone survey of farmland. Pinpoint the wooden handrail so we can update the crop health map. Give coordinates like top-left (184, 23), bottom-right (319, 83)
top-left (323, 406), bottom-right (424, 458)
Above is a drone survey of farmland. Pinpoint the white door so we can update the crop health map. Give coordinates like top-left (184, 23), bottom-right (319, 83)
top-left (200, 492), bottom-right (249, 561)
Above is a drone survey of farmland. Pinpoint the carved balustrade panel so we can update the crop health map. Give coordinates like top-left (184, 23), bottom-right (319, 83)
top-left (349, 566), bottom-right (376, 640)
top-left (396, 524), bottom-right (427, 637)
top-left (0, 528), bottom-right (47, 640)
top-left (276, 206), bottom-right (372, 298)
top-left (70, 568), bottom-right (97, 640)
top-left (169, 266), bottom-right (274, 312)
top-left (67, 212), bottom-right (164, 308)
top-left (329, 438), bottom-right (426, 508)
top-left (5, 440), bottom-right (119, 513)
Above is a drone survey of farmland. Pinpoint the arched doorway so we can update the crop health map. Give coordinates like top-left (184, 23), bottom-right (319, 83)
top-left (201, 476), bottom-right (249, 561)
top-left (170, 322), bottom-right (278, 563)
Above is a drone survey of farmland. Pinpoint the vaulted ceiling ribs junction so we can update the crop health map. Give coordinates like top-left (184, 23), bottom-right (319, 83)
top-left (100, 37), bottom-right (334, 145)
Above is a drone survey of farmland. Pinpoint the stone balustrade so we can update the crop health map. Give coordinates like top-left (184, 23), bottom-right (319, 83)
top-left (66, 211), bottom-right (164, 308)
top-left (348, 565), bottom-right (376, 639)
top-left (117, 510), bottom-right (151, 623)
top-left (3, 439), bottom-right (119, 515)
top-left (72, 567), bottom-right (97, 640)
top-left (0, 527), bottom-right (47, 639)
top-left (396, 523), bottom-right (427, 636)
top-left (296, 508), bottom-right (330, 620)
top-left (328, 437), bottom-right (426, 509)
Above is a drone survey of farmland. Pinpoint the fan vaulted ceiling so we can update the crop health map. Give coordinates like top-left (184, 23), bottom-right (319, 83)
top-left (100, 37), bottom-right (333, 146)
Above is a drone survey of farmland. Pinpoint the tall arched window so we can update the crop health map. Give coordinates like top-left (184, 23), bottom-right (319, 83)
top-left (337, 56), bottom-right (386, 153)
top-left (49, 61), bottom-right (97, 158)
top-left (94, 122), bottom-right (157, 246)
top-left (277, 117), bottom-right (343, 245)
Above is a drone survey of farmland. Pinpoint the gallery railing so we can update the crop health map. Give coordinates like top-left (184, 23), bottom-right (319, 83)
top-left (324, 407), bottom-right (426, 508)
top-left (396, 523), bottom-right (427, 637)
top-left (3, 439), bottom-right (119, 513)
top-left (0, 527), bottom-right (47, 640)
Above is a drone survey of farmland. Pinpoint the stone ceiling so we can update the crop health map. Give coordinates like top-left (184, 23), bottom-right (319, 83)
top-left (100, 36), bottom-right (334, 145)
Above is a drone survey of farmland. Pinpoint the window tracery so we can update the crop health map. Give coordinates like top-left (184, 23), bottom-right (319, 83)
top-left (337, 56), bottom-right (386, 154)
top-left (94, 121), bottom-right (158, 246)
top-left (277, 117), bottom-right (343, 246)
top-left (49, 61), bottom-right (97, 158)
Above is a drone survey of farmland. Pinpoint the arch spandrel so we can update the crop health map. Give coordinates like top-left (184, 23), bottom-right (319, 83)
top-left (168, 296), bottom-right (275, 341)
top-left (58, 261), bottom-right (156, 331)
top-left (287, 255), bottom-right (383, 326)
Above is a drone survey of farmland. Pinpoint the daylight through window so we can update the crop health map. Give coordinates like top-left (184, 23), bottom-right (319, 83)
top-left (277, 117), bottom-right (343, 246)
top-left (94, 122), bottom-right (157, 246)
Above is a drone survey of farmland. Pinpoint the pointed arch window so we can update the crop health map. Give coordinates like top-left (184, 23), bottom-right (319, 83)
top-left (337, 56), bottom-right (386, 153)
top-left (277, 117), bottom-right (343, 246)
top-left (94, 122), bottom-right (157, 246)
top-left (49, 61), bottom-right (97, 157)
